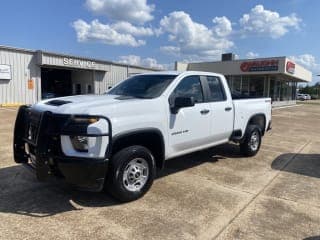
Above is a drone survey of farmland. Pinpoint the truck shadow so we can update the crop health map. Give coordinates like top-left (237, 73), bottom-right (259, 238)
top-left (303, 237), bottom-right (320, 240)
top-left (0, 143), bottom-right (243, 217)
top-left (0, 166), bottom-right (119, 218)
top-left (158, 142), bottom-right (243, 178)
top-left (271, 153), bottom-right (320, 178)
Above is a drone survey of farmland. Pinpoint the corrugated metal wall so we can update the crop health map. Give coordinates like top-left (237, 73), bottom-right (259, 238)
top-left (128, 66), bottom-right (153, 75)
top-left (101, 64), bottom-right (155, 92)
top-left (0, 48), bottom-right (40, 104)
top-left (105, 64), bottom-right (128, 89)
top-left (0, 46), bottom-right (157, 104)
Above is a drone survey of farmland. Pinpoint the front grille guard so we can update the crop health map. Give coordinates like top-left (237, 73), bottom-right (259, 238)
top-left (13, 105), bottom-right (113, 179)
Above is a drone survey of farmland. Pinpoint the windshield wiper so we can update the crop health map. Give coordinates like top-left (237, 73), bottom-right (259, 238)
top-left (113, 95), bottom-right (152, 100)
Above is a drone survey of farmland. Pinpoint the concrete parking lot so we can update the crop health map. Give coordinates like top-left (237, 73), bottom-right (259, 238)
top-left (0, 104), bottom-right (320, 240)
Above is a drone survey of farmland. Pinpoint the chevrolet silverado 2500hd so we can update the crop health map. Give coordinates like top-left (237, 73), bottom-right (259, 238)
top-left (14, 71), bottom-right (272, 202)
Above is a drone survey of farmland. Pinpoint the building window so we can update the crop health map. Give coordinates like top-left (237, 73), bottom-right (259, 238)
top-left (248, 76), bottom-right (265, 97)
top-left (241, 77), bottom-right (250, 96)
top-left (232, 76), bottom-right (241, 94)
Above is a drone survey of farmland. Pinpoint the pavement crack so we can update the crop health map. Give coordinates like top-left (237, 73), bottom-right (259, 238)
top-left (211, 140), bottom-right (312, 240)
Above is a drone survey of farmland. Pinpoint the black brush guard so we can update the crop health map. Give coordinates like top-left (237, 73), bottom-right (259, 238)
top-left (13, 105), bottom-right (112, 191)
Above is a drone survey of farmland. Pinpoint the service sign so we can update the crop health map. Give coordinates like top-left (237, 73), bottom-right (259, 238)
top-left (63, 58), bottom-right (96, 68)
top-left (240, 60), bottom-right (279, 72)
top-left (286, 61), bottom-right (295, 74)
top-left (0, 64), bottom-right (11, 80)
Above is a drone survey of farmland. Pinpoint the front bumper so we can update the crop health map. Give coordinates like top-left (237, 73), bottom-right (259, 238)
top-left (13, 105), bottom-right (112, 191)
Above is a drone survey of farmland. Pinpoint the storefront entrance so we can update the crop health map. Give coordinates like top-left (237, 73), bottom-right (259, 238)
top-left (41, 67), bottom-right (94, 99)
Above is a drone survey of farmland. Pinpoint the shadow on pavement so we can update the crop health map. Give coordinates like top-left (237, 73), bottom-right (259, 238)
top-left (158, 143), bottom-right (243, 178)
top-left (0, 165), bottom-right (120, 218)
top-left (303, 237), bottom-right (320, 240)
top-left (271, 153), bottom-right (320, 178)
top-left (0, 143), bottom-right (242, 217)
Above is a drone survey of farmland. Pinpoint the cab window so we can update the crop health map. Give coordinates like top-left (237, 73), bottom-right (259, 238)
top-left (171, 76), bottom-right (204, 103)
top-left (207, 76), bottom-right (226, 102)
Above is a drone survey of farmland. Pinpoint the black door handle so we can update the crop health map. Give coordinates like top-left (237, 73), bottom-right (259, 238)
top-left (225, 107), bottom-right (232, 111)
top-left (200, 109), bottom-right (210, 115)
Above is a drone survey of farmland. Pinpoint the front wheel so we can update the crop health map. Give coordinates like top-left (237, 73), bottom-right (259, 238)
top-left (106, 145), bottom-right (156, 202)
top-left (240, 125), bottom-right (262, 157)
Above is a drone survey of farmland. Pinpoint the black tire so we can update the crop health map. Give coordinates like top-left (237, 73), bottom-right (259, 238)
top-left (240, 125), bottom-right (262, 157)
top-left (106, 145), bottom-right (156, 202)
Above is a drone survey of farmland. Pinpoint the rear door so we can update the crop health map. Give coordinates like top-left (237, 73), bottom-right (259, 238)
top-left (204, 75), bottom-right (234, 143)
top-left (168, 75), bottom-right (212, 152)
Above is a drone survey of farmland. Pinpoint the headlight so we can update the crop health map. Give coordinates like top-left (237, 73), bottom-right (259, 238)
top-left (70, 136), bottom-right (89, 152)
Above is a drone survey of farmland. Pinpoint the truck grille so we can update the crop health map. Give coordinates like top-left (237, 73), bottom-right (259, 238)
top-left (25, 109), bottom-right (42, 144)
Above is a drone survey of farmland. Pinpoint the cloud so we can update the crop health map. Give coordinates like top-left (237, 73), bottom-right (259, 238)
top-left (111, 21), bottom-right (154, 36)
top-left (118, 55), bottom-right (167, 69)
top-left (212, 16), bottom-right (233, 37)
top-left (290, 54), bottom-right (320, 73)
top-left (72, 19), bottom-right (149, 47)
top-left (85, 0), bottom-right (154, 24)
top-left (240, 5), bottom-right (301, 38)
top-left (246, 51), bottom-right (259, 59)
top-left (159, 11), bottom-right (234, 61)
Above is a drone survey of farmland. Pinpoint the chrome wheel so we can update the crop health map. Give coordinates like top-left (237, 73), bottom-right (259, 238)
top-left (249, 131), bottom-right (260, 151)
top-left (123, 158), bottom-right (149, 192)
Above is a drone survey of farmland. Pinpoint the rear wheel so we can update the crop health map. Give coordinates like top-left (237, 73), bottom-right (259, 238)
top-left (240, 125), bottom-right (262, 157)
top-left (106, 145), bottom-right (156, 202)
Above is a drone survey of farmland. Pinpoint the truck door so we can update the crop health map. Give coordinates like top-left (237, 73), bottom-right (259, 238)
top-left (205, 75), bottom-right (233, 143)
top-left (168, 75), bottom-right (212, 152)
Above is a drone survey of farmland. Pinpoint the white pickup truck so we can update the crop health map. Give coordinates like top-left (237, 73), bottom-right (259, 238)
top-left (14, 71), bottom-right (272, 201)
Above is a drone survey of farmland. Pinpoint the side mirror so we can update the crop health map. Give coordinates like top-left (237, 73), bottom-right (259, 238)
top-left (171, 96), bottom-right (195, 114)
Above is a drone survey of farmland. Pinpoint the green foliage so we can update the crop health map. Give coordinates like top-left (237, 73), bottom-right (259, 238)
top-left (299, 82), bottom-right (320, 99)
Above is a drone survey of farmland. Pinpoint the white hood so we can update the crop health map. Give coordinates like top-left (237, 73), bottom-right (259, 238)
top-left (33, 94), bottom-right (149, 115)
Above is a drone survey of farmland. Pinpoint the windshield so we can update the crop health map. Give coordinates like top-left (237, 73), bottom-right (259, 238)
top-left (107, 74), bottom-right (177, 99)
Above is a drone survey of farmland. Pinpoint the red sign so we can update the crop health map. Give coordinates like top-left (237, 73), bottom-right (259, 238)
top-left (240, 60), bottom-right (279, 72)
top-left (286, 61), bottom-right (295, 74)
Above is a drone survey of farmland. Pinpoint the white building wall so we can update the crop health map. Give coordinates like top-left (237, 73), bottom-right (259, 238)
top-left (285, 57), bottom-right (312, 82)
top-left (186, 57), bottom-right (285, 76)
top-left (106, 64), bottom-right (128, 89)
top-left (0, 48), bottom-right (40, 104)
top-left (104, 64), bottom-right (156, 91)
top-left (128, 66), bottom-right (154, 76)
top-left (71, 70), bottom-right (94, 94)
top-left (178, 57), bottom-right (312, 82)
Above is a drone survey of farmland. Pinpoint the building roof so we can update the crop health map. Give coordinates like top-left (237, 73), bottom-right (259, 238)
top-left (176, 56), bottom-right (312, 82)
top-left (0, 44), bottom-right (159, 71)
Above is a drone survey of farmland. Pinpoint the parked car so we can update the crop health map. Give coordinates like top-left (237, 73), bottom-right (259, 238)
top-left (13, 71), bottom-right (272, 202)
top-left (297, 93), bottom-right (311, 101)
top-left (305, 94), bottom-right (312, 100)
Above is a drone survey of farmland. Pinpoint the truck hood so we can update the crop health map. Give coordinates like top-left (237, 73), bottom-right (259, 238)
top-left (33, 94), bottom-right (151, 115)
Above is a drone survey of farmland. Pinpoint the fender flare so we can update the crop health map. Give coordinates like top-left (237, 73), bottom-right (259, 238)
top-left (111, 128), bottom-right (166, 169)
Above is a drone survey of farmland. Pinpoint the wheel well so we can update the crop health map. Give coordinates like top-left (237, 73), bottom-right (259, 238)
top-left (111, 130), bottom-right (165, 169)
top-left (247, 114), bottom-right (266, 136)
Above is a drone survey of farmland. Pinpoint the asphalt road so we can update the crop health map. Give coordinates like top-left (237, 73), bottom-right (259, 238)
top-left (0, 104), bottom-right (320, 240)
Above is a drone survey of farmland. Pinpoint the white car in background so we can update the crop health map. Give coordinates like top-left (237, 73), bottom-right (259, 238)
top-left (297, 93), bottom-right (311, 100)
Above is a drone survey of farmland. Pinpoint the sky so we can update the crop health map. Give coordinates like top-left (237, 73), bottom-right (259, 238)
top-left (0, 0), bottom-right (319, 83)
